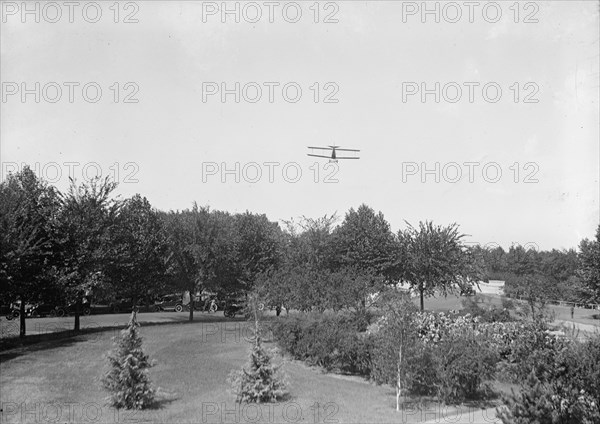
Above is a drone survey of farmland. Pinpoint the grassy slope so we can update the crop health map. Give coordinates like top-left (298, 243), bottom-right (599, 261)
top-left (0, 319), bottom-right (498, 423)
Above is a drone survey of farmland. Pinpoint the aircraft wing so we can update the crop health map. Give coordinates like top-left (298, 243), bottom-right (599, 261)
top-left (307, 146), bottom-right (332, 151)
top-left (307, 154), bottom-right (332, 159)
top-left (335, 148), bottom-right (360, 152)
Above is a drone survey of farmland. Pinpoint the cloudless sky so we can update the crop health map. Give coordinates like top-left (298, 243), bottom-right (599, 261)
top-left (1, 0), bottom-right (598, 250)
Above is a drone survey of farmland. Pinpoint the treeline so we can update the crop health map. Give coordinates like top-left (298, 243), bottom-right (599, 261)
top-left (1, 167), bottom-right (599, 337)
top-left (475, 241), bottom-right (599, 308)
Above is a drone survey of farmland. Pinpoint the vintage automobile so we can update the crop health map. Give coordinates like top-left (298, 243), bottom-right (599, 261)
top-left (107, 298), bottom-right (155, 314)
top-left (223, 294), bottom-right (249, 318)
top-left (5, 301), bottom-right (34, 320)
top-left (29, 303), bottom-right (66, 318)
top-left (153, 294), bottom-right (185, 312)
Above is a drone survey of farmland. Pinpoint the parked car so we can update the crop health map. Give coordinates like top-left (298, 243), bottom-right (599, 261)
top-left (86, 303), bottom-right (113, 315)
top-left (110, 299), bottom-right (142, 314)
top-left (65, 298), bottom-right (92, 316)
top-left (5, 301), bottom-right (34, 320)
top-left (154, 294), bottom-right (184, 312)
top-left (223, 294), bottom-right (248, 318)
top-left (1, 304), bottom-right (19, 320)
top-left (29, 303), bottom-right (66, 318)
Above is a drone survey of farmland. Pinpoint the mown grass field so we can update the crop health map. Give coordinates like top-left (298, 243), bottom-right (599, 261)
top-left (0, 316), bottom-right (503, 424)
top-left (3, 293), bottom-right (597, 424)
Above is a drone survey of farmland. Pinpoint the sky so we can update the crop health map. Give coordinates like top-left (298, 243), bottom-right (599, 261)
top-left (1, 0), bottom-right (599, 251)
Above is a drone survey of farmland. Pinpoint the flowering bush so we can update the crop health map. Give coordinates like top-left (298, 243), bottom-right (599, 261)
top-left (413, 311), bottom-right (480, 344)
top-left (498, 335), bottom-right (600, 423)
top-left (370, 308), bottom-right (500, 402)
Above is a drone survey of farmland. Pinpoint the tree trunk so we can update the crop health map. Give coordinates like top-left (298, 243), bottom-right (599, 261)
top-left (420, 287), bottom-right (425, 311)
top-left (189, 297), bottom-right (194, 321)
top-left (396, 333), bottom-right (403, 411)
top-left (19, 301), bottom-right (26, 339)
top-left (73, 297), bottom-right (81, 332)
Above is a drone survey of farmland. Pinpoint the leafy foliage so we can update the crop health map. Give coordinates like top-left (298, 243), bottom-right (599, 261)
top-left (434, 326), bottom-right (499, 402)
top-left (56, 177), bottom-right (121, 330)
top-left (105, 195), bottom-right (168, 306)
top-left (498, 335), bottom-right (600, 424)
top-left (461, 296), bottom-right (514, 323)
top-left (271, 312), bottom-right (373, 375)
top-left (578, 225), bottom-right (600, 303)
top-left (0, 167), bottom-right (61, 337)
top-left (398, 221), bottom-right (482, 310)
top-left (330, 204), bottom-right (398, 281)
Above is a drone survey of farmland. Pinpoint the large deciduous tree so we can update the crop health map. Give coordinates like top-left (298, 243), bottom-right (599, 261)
top-left (162, 205), bottom-right (237, 321)
top-left (232, 212), bottom-right (283, 293)
top-left (256, 214), bottom-right (336, 313)
top-left (0, 167), bottom-right (60, 337)
top-left (331, 204), bottom-right (398, 281)
top-left (57, 177), bottom-right (121, 331)
top-left (399, 221), bottom-right (481, 311)
top-left (105, 195), bottom-right (168, 308)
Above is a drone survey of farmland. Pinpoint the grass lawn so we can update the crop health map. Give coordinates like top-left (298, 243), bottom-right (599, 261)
top-left (0, 318), bottom-right (502, 423)
top-left (412, 292), bottom-right (503, 312)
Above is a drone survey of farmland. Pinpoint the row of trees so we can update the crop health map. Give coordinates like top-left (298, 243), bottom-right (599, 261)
top-left (256, 210), bottom-right (484, 315)
top-left (475, 236), bottom-right (599, 317)
top-left (0, 168), bottom-right (283, 336)
top-left (2, 167), bottom-right (599, 336)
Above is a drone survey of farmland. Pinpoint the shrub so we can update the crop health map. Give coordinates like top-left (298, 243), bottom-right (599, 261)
top-left (462, 296), bottom-right (513, 323)
top-left (434, 328), bottom-right (499, 403)
top-left (372, 307), bottom-right (502, 402)
top-left (498, 336), bottom-right (600, 423)
top-left (367, 296), bottom-right (439, 395)
top-left (498, 321), bottom-right (569, 384)
top-left (102, 312), bottom-right (156, 409)
top-left (271, 312), bottom-right (373, 375)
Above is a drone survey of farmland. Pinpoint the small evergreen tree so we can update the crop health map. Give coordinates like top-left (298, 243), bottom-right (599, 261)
top-left (102, 311), bottom-right (156, 409)
top-left (228, 297), bottom-right (288, 403)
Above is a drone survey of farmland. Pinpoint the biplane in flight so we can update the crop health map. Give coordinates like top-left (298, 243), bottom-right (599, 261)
top-left (307, 145), bottom-right (360, 163)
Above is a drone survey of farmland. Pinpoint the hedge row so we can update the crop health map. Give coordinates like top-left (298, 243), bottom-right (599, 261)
top-left (270, 309), bottom-right (600, 413)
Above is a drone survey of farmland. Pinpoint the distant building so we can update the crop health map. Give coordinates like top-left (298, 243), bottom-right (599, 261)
top-left (477, 280), bottom-right (505, 295)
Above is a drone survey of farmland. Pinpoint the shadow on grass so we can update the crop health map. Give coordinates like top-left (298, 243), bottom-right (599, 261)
top-left (0, 315), bottom-right (266, 362)
top-left (147, 393), bottom-right (180, 410)
top-left (0, 333), bottom-right (83, 363)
